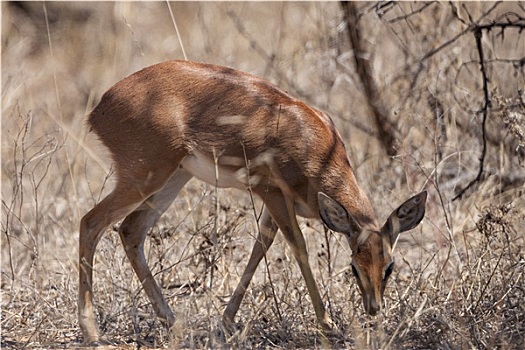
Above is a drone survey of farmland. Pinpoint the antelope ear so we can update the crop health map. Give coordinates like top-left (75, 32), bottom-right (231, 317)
top-left (383, 191), bottom-right (427, 244)
top-left (318, 192), bottom-right (358, 236)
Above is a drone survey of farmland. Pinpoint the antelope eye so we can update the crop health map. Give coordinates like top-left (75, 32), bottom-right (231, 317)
top-left (384, 261), bottom-right (395, 280)
top-left (351, 264), bottom-right (359, 278)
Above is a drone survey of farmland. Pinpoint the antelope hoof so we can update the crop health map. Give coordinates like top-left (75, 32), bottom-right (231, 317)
top-left (320, 316), bottom-right (340, 336)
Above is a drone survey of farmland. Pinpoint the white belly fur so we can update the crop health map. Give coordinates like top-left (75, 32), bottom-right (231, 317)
top-left (181, 153), bottom-right (248, 190)
top-left (180, 152), bottom-right (317, 218)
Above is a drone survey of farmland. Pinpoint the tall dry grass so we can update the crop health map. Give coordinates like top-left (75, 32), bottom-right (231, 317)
top-left (2, 2), bottom-right (524, 349)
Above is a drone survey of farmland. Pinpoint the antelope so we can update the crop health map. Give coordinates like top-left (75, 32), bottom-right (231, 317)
top-left (79, 60), bottom-right (426, 344)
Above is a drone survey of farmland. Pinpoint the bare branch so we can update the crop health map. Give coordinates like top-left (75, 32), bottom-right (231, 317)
top-left (384, 2), bottom-right (437, 24)
top-left (341, 1), bottom-right (398, 156)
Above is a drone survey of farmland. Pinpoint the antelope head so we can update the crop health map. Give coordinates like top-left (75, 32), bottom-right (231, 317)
top-left (318, 191), bottom-right (427, 316)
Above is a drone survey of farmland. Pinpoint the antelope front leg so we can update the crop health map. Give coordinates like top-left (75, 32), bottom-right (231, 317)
top-left (222, 208), bottom-right (278, 326)
top-left (283, 225), bottom-right (335, 332)
top-left (265, 192), bottom-right (335, 333)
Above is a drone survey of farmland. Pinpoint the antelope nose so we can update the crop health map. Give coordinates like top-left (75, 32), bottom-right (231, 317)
top-left (367, 298), bottom-right (380, 316)
top-left (364, 295), bottom-right (380, 316)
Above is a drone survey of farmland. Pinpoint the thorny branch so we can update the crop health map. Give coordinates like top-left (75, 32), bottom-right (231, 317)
top-left (453, 14), bottom-right (525, 200)
top-left (375, 1), bottom-right (524, 200)
top-left (452, 27), bottom-right (490, 201)
top-left (379, 1), bottom-right (437, 24)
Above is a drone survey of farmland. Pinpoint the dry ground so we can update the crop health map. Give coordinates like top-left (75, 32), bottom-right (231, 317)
top-left (1, 2), bottom-right (524, 349)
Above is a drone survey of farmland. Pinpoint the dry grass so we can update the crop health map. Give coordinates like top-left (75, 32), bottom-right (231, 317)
top-left (1, 2), bottom-right (524, 349)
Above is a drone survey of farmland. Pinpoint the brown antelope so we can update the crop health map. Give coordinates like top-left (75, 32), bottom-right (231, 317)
top-left (79, 60), bottom-right (426, 344)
